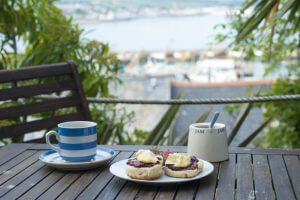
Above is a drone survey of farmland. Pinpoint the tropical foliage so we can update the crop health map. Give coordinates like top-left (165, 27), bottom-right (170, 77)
top-left (216, 0), bottom-right (300, 148)
top-left (0, 0), bottom-right (193, 146)
top-left (0, 0), bottom-right (133, 144)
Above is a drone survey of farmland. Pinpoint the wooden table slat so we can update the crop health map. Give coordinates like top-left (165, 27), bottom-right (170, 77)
top-left (236, 154), bottom-right (254, 200)
top-left (0, 143), bottom-right (32, 166)
top-left (28, 144), bottom-right (300, 155)
top-left (175, 182), bottom-right (197, 200)
top-left (76, 151), bottom-right (134, 200)
top-left (95, 152), bottom-right (136, 200)
top-left (229, 147), bottom-right (300, 155)
top-left (37, 172), bottom-right (82, 200)
top-left (252, 154), bottom-right (275, 200)
top-left (56, 151), bottom-right (120, 200)
top-left (283, 155), bottom-right (300, 200)
top-left (0, 160), bottom-right (45, 197)
top-left (155, 186), bottom-right (178, 200)
top-left (95, 175), bottom-right (127, 200)
top-left (57, 170), bottom-right (100, 200)
top-left (115, 181), bottom-right (141, 200)
top-left (194, 163), bottom-right (219, 200)
top-left (18, 170), bottom-right (65, 200)
top-left (268, 154), bottom-right (296, 200)
top-left (1, 165), bottom-right (54, 199)
top-left (0, 151), bottom-right (40, 186)
top-left (0, 150), bottom-right (36, 176)
top-left (135, 185), bottom-right (159, 200)
top-left (215, 154), bottom-right (236, 200)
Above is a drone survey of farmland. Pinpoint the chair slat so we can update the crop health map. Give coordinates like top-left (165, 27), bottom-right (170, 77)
top-left (0, 79), bottom-right (75, 101)
top-left (0, 61), bottom-right (91, 141)
top-left (68, 62), bottom-right (91, 120)
top-left (0, 63), bottom-right (71, 83)
top-left (0, 96), bottom-right (80, 120)
top-left (0, 113), bottom-right (85, 139)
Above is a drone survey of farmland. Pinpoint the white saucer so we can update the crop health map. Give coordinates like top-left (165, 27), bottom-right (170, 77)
top-left (40, 146), bottom-right (116, 170)
top-left (109, 159), bottom-right (214, 185)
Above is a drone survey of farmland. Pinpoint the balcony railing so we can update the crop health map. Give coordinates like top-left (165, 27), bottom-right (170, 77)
top-left (40, 94), bottom-right (300, 105)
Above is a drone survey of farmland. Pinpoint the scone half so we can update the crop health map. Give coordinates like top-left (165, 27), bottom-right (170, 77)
top-left (126, 163), bottom-right (162, 180)
top-left (126, 155), bottom-right (163, 180)
top-left (165, 156), bottom-right (203, 178)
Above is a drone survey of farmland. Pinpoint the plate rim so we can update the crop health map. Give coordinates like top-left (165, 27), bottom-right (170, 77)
top-left (109, 158), bottom-right (214, 184)
top-left (39, 146), bottom-right (116, 166)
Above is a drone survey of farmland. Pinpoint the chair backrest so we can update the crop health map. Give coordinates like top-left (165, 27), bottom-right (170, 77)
top-left (0, 61), bottom-right (91, 140)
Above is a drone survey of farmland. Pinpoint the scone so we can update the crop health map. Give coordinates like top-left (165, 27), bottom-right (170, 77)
top-left (164, 153), bottom-right (203, 178)
top-left (126, 149), bottom-right (163, 180)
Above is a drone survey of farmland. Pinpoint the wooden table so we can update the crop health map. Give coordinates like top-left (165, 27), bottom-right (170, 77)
top-left (0, 144), bottom-right (299, 200)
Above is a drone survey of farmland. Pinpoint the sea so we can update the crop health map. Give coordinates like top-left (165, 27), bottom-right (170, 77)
top-left (56, 0), bottom-right (243, 51)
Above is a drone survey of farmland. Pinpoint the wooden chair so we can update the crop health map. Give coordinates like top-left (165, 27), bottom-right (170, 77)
top-left (0, 61), bottom-right (91, 142)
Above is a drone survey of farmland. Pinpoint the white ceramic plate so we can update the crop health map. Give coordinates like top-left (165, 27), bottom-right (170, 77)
top-left (39, 146), bottom-right (116, 170)
top-left (109, 159), bottom-right (214, 185)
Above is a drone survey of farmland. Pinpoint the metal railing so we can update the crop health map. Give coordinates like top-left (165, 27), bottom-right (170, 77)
top-left (40, 94), bottom-right (300, 105)
top-left (87, 94), bottom-right (300, 104)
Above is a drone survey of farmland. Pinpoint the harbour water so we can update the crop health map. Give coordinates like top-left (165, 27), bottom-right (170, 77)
top-left (57, 0), bottom-right (242, 51)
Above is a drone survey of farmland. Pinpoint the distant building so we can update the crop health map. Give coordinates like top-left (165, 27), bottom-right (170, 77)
top-left (171, 80), bottom-right (273, 146)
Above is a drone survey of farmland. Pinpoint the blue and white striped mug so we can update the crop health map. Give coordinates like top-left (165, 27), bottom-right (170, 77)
top-left (45, 121), bottom-right (97, 162)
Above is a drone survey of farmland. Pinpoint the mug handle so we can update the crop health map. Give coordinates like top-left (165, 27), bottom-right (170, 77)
top-left (45, 131), bottom-right (60, 153)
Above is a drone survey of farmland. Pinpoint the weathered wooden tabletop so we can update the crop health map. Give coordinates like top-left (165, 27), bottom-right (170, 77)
top-left (0, 144), bottom-right (299, 200)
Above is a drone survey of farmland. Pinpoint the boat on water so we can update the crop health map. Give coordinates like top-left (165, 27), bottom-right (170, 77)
top-left (187, 59), bottom-right (238, 82)
top-left (120, 51), bottom-right (254, 82)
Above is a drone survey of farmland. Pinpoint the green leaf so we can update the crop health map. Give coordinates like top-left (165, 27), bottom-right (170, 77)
top-left (237, 0), bottom-right (269, 34)
top-left (273, 0), bottom-right (297, 21)
top-left (167, 106), bottom-right (181, 145)
top-left (237, 0), bottom-right (278, 42)
top-left (242, 0), bottom-right (257, 12)
top-left (143, 104), bottom-right (180, 145)
top-left (175, 107), bottom-right (212, 146)
top-left (151, 105), bottom-right (180, 145)
top-left (228, 103), bottom-right (253, 145)
top-left (238, 117), bottom-right (273, 147)
top-left (281, 0), bottom-right (300, 32)
top-left (116, 125), bottom-right (125, 144)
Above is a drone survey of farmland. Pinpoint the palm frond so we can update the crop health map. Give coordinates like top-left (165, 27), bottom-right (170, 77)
top-left (281, 0), bottom-right (300, 32)
top-left (167, 106), bottom-right (181, 145)
top-left (237, 0), bottom-right (300, 42)
top-left (274, 0), bottom-right (297, 21)
top-left (228, 103), bottom-right (253, 145)
top-left (237, 0), bottom-right (278, 42)
top-left (143, 104), bottom-right (180, 145)
top-left (237, 117), bottom-right (272, 147)
top-left (242, 0), bottom-right (258, 12)
top-left (175, 108), bottom-right (212, 146)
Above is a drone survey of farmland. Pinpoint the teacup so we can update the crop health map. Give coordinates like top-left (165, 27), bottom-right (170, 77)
top-left (46, 121), bottom-right (97, 162)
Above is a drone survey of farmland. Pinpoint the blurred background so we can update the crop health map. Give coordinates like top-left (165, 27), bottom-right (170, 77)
top-left (1, 0), bottom-right (299, 148)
